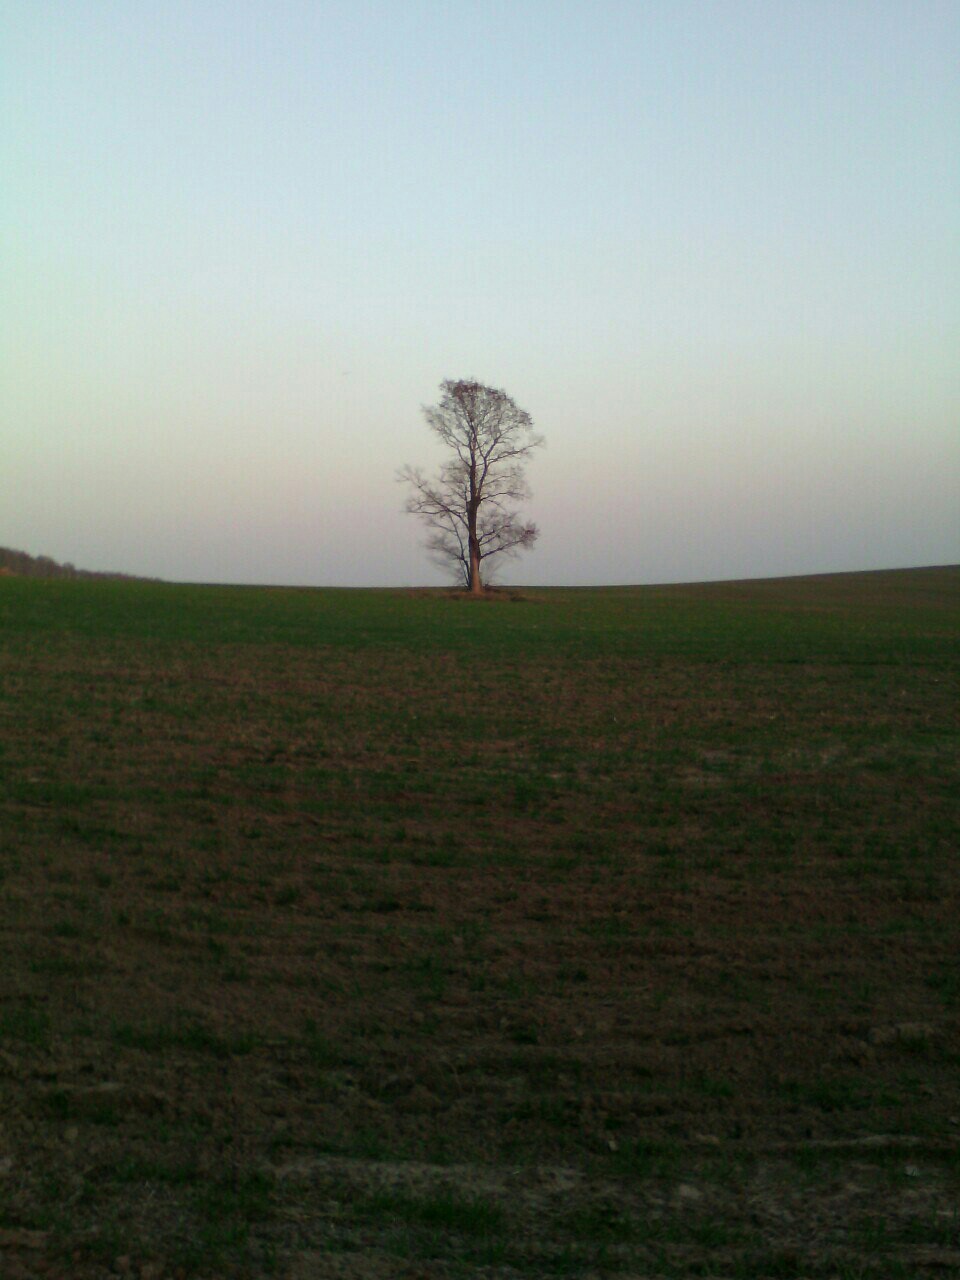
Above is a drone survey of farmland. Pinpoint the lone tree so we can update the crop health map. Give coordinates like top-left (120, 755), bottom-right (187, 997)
top-left (399, 379), bottom-right (544, 595)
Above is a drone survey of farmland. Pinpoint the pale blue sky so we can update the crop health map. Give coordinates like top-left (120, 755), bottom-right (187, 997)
top-left (3, 1), bottom-right (958, 584)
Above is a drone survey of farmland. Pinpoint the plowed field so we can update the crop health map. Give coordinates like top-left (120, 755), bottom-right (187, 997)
top-left (1, 568), bottom-right (958, 1277)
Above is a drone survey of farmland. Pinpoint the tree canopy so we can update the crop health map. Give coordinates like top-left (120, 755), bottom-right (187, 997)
top-left (400, 380), bottom-right (544, 593)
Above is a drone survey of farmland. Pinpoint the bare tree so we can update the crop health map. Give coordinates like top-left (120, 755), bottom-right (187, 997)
top-left (399, 380), bottom-right (544, 594)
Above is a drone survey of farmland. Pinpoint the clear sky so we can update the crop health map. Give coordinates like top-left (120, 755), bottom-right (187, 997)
top-left (3, 1), bottom-right (958, 585)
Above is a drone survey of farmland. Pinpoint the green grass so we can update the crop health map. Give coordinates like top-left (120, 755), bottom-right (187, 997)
top-left (357, 1188), bottom-right (507, 1235)
top-left (1, 566), bottom-right (956, 662)
top-left (112, 1019), bottom-right (260, 1058)
top-left (1, 566), bottom-right (958, 1276)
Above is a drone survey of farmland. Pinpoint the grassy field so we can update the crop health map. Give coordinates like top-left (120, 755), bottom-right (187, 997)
top-left (1, 567), bottom-right (958, 1278)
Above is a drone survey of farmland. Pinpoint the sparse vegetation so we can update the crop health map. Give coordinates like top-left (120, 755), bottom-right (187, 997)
top-left (0, 567), bottom-right (958, 1276)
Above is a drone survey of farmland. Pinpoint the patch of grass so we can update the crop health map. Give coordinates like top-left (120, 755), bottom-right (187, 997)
top-left (30, 953), bottom-right (97, 977)
top-left (357, 1189), bottom-right (507, 1236)
top-left (110, 1155), bottom-right (202, 1186)
top-left (777, 1077), bottom-right (871, 1112)
top-left (171, 1170), bottom-right (276, 1272)
top-left (195, 1168), bottom-right (274, 1222)
top-left (113, 1020), bottom-right (259, 1058)
top-left (42, 1088), bottom-right (121, 1126)
top-left (0, 1002), bottom-right (51, 1047)
top-left (686, 1071), bottom-right (736, 1098)
top-left (607, 1138), bottom-right (681, 1179)
top-left (49, 919), bottom-right (84, 939)
top-left (302, 1019), bottom-right (353, 1068)
top-left (563, 1201), bottom-right (642, 1242)
top-left (925, 969), bottom-right (960, 1007)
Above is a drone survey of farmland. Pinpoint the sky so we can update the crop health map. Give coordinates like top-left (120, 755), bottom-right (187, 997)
top-left (3, 0), bottom-right (958, 586)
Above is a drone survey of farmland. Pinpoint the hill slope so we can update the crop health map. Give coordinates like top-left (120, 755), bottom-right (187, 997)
top-left (0, 545), bottom-right (151, 580)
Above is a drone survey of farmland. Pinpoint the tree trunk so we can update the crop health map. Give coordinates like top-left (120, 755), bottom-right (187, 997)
top-left (468, 537), bottom-right (482, 594)
top-left (468, 469), bottom-right (483, 594)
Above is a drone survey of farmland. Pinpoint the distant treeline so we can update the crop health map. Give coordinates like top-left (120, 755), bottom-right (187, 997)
top-left (0, 546), bottom-right (153, 581)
